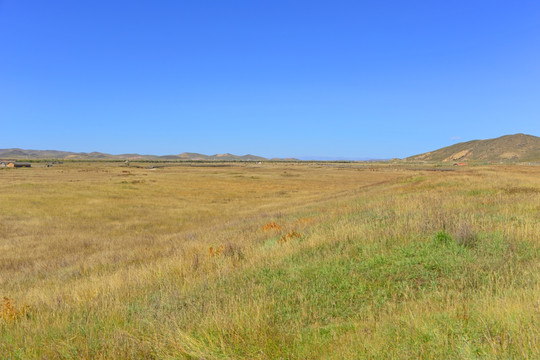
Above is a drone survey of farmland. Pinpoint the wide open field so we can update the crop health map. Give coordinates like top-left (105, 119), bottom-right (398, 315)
top-left (1, 163), bottom-right (539, 359)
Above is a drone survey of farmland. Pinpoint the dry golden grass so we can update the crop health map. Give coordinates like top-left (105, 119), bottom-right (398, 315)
top-left (0, 162), bottom-right (539, 359)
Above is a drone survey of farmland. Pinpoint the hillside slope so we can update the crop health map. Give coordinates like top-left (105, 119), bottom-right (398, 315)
top-left (407, 133), bottom-right (540, 162)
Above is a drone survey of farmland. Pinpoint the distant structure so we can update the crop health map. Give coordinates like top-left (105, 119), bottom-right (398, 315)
top-left (7, 162), bottom-right (31, 168)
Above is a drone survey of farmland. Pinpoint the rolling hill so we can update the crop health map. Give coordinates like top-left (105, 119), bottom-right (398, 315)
top-left (0, 148), bottom-right (269, 161)
top-left (407, 133), bottom-right (540, 162)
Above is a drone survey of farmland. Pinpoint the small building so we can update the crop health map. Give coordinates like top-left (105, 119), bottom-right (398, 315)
top-left (7, 162), bottom-right (31, 168)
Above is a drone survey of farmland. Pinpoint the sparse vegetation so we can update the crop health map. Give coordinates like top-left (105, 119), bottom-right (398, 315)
top-left (0, 162), bottom-right (539, 359)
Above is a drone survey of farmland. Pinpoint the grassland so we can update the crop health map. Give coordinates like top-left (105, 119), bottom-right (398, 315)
top-left (1, 162), bottom-right (539, 359)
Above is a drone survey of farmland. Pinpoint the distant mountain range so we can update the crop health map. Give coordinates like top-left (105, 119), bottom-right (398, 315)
top-left (3, 134), bottom-right (539, 163)
top-left (0, 149), bottom-right (293, 161)
top-left (407, 133), bottom-right (540, 162)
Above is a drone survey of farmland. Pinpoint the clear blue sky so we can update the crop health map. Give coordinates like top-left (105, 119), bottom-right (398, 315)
top-left (1, 1), bottom-right (539, 159)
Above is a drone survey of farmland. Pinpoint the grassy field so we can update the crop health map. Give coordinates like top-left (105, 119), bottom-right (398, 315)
top-left (1, 162), bottom-right (539, 359)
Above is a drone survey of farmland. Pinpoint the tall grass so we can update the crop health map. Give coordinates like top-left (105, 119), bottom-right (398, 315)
top-left (0, 163), bottom-right (539, 359)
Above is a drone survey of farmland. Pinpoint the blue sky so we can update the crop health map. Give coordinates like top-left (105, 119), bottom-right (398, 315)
top-left (1, 1), bottom-right (539, 159)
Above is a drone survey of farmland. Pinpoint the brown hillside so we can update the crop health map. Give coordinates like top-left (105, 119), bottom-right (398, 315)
top-left (407, 133), bottom-right (540, 162)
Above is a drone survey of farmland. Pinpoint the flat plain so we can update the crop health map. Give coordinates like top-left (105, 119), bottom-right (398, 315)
top-left (1, 162), bottom-right (539, 359)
